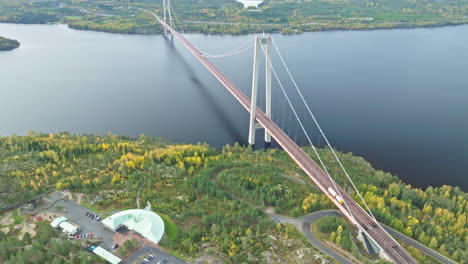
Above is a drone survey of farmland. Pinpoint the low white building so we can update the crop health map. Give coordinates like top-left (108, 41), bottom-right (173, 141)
top-left (235, 0), bottom-right (264, 8)
top-left (50, 216), bottom-right (80, 235)
top-left (89, 246), bottom-right (121, 264)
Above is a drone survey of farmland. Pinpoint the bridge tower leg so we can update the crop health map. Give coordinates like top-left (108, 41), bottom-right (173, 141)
top-left (167, 0), bottom-right (173, 33)
top-left (162, 0), bottom-right (173, 38)
top-left (163, 0), bottom-right (167, 36)
top-left (248, 36), bottom-right (272, 147)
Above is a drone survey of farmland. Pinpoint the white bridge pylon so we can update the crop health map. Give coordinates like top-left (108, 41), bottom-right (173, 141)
top-left (249, 36), bottom-right (272, 146)
top-left (162, 0), bottom-right (173, 37)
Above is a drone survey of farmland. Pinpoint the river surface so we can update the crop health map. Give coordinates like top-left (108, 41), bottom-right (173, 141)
top-left (0, 23), bottom-right (467, 190)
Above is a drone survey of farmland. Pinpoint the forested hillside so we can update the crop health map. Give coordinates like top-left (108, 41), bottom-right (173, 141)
top-left (0, 0), bottom-right (467, 34)
top-left (0, 133), bottom-right (466, 263)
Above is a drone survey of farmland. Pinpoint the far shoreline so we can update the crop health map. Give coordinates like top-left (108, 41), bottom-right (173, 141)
top-left (0, 20), bottom-right (467, 37)
top-left (67, 20), bottom-right (468, 36)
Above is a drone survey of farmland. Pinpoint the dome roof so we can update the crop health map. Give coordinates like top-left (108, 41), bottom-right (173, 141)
top-left (102, 209), bottom-right (165, 244)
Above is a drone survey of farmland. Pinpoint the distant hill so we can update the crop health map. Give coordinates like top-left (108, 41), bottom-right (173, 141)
top-left (0, 0), bottom-right (468, 34)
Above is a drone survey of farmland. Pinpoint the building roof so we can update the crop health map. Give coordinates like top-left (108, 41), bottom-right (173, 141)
top-left (235, 0), bottom-right (264, 8)
top-left (58, 221), bottom-right (78, 234)
top-left (91, 246), bottom-right (121, 264)
top-left (50, 216), bottom-right (67, 228)
top-left (102, 209), bottom-right (165, 244)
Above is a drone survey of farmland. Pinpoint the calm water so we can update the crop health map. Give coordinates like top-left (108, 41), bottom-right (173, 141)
top-left (0, 23), bottom-right (467, 190)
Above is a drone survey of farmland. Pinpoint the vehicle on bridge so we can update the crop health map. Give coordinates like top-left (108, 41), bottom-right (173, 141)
top-left (328, 187), bottom-right (344, 204)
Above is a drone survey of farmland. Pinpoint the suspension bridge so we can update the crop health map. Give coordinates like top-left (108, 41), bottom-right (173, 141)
top-left (145, 2), bottom-right (419, 263)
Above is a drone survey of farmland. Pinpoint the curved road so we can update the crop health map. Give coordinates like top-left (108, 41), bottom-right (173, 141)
top-left (209, 162), bottom-right (454, 263)
top-left (269, 211), bottom-right (355, 264)
top-left (270, 210), bottom-right (457, 264)
top-left (209, 151), bottom-right (454, 263)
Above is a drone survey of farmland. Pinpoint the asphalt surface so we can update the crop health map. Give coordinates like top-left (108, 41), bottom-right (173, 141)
top-left (46, 194), bottom-right (117, 251)
top-left (271, 209), bottom-right (457, 264)
top-left (45, 192), bottom-right (185, 263)
top-left (269, 210), bottom-right (354, 264)
top-left (125, 244), bottom-right (186, 264)
top-left (382, 226), bottom-right (458, 264)
top-left (152, 13), bottom-right (417, 264)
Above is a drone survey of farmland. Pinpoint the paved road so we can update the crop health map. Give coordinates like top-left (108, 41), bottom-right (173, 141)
top-left (150, 11), bottom-right (417, 264)
top-left (47, 198), bottom-right (115, 251)
top-left (45, 192), bottom-right (185, 263)
top-left (382, 226), bottom-right (458, 264)
top-left (269, 211), bottom-right (355, 264)
top-left (125, 244), bottom-right (186, 264)
top-left (212, 166), bottom-right (354, 263)
top-left (272, 209), bottom-right (457, 264)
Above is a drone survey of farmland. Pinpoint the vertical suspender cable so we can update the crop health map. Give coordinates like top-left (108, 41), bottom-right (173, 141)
top-left (270, 38), bottom-right (377, 221)
top-left (257, 40), bottom-right (358, 224)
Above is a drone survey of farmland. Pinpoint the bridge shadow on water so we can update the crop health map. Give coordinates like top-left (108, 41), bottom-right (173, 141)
top-left (163, 37), bottom-right (245, 145)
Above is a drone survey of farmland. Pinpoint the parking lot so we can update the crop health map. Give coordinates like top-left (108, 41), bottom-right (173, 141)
top-left (125, 244), bottom-right (186, 264)
top-left (45, 196), bottom-right (115, 251)
top-left (42, 192), bottom-right (186, 264)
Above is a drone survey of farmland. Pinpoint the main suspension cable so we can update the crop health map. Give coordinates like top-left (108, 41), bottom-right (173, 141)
top-left (257, 38), bottom-right (357, 224)
top-left (271, 38), bottom-right (377, 221)
top-left (203, 41), bottom-right (253, 58)
top-left (270, 39), bottom-right (409, 250)
top-left (163, 3), bottom-right (253, 59)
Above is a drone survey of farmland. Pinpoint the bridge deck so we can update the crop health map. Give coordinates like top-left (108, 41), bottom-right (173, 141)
top-left (152, 13), bottom-right (418, 264)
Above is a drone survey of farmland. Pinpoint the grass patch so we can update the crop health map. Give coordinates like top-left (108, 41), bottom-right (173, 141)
top-left (157, 212), bottom-right (178, 240)
top-left (283, 223), bottom-right (310, 244)
top-left (80, 200), bottom-right (107, 214)
top-left (80, 199), bottom-right (133, 215)
top-left (12, 210), bottom-right (24, 225)
top-left (64, 16), bottom-right (81, 20)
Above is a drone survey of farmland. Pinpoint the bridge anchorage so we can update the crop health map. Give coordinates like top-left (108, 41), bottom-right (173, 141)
top-left (249, 36), bottom-right (272, 149)
top-left (151, 4), bottom-right (419, 263)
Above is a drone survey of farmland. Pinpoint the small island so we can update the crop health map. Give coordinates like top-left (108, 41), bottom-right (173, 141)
top-left (0, 36), bottom-right (20, 51)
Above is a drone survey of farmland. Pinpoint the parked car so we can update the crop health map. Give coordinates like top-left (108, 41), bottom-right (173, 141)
top-left (96, 216), bottom-right (101, 221)
top-left (147, 254), bottom-right (154, 260)
top-left (85, 211), bottom-right (89, 216)
top-left (112, 243), bottom-right (119, 250)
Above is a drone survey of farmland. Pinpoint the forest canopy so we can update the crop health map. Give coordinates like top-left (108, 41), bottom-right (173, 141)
top-left (0, 0), bottom-right (467, 34)
top-left (0, 133), bottom-right (466, 263)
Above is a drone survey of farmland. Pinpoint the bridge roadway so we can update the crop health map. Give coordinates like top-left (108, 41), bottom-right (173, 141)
top-left (151, 13), bottom-right (418, 264)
